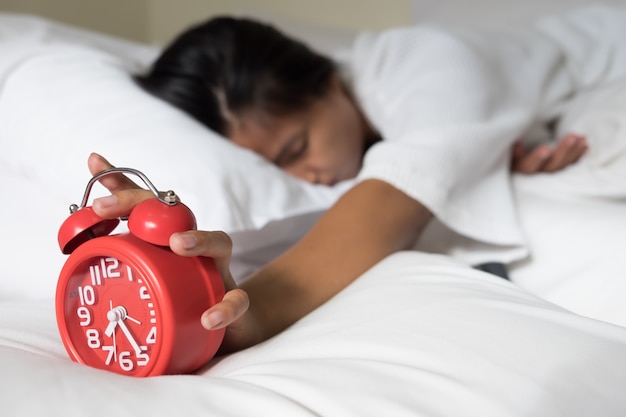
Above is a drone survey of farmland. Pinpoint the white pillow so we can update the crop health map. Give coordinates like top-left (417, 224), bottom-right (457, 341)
top-left (0, 14), bottom-right (346, 299)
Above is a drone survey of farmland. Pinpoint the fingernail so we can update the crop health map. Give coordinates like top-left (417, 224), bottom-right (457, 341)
top-left (178, 233), bottom-right (197, 249)
top-left (94, 195), bottom-right (117, 208)
top-left (202, 311), bottom-right (224, 329)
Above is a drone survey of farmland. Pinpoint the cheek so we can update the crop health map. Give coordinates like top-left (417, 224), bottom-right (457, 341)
top-left (310, 128), bottom-right (363, 181)
top-left (330, 105), bottom-right (365, 164)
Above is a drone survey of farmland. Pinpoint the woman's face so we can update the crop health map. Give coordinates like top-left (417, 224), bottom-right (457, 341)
top-left (228, 78), bottom-right (371, 186)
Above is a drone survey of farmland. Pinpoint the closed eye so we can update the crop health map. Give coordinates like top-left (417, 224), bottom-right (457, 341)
top-left (276, 131), bottom-right (308, 167)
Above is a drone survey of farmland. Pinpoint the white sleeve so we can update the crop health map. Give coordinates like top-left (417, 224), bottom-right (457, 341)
top-left (348, 5), bottom-right (626, 264)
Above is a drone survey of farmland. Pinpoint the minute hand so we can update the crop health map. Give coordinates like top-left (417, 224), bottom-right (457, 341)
top-left (117, 318), bottom-right (142, 356)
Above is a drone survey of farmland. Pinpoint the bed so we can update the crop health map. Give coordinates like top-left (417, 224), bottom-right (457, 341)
top-left (1, 3), bottom-right (626, 416)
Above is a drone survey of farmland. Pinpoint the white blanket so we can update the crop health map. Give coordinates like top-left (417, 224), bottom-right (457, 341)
top-left (510, 79), bottom-right (626, 326)
top-left (347, 4), bottom-right (626, 267)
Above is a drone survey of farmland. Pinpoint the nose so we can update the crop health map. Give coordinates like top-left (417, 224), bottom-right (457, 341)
top-left (303, 169), bottom-right (321, 184)
top-left (305, 169), bottom-right (337, 186)
top-left (285, 165), bottom-right (330, 185)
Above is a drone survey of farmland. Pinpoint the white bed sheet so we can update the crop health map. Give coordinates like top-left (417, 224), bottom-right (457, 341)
top-left (2, 253), bottom-right (626, 416)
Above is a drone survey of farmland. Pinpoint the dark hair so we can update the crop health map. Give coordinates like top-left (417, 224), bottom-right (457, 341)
top-left (134, 17), bottom-right (337, 135)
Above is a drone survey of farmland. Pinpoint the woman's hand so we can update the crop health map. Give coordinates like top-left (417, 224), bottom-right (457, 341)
top-left (168, 229), bottom-right (260, 354)
top-left (512, 133), bottom-right (588, 174)
top-left (87, 153), bottom-right (257, 354)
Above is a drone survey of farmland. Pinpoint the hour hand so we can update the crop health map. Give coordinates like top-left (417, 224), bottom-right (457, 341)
top-left (104, 319), bottom-right (117, 337)
top-left (105, 302), bottom-right (118, 337)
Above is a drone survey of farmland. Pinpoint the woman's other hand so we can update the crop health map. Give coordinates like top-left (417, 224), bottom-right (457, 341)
top-left (512, 133), bottom-right (588, 174)
top-left (87, 152), bottom-right (255, 354)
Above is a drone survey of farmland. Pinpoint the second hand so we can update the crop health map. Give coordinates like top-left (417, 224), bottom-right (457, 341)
top-left (109, 300), bottom-right (117, 362)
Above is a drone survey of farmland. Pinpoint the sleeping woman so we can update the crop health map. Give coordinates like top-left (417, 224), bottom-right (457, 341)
top-left (87, 5), bottom-right (625, 354)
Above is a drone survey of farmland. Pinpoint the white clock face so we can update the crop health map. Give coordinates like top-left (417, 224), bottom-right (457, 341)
top-left (60, 256), bottom-right (163, 375)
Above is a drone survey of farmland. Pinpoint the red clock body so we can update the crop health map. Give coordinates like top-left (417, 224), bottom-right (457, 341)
top-left (56, 232), bottom-right (225, 377)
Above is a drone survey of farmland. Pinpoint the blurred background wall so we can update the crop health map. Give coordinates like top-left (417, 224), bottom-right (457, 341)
top-left (0, 0), bottom-right (412, 45)
top-left (0, 0), bottom-right (150, 41)
top-left (1, 0), bottom-right (619, 47)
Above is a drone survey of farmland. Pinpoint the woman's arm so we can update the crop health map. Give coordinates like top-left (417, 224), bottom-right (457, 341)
top-left (87, 133), bottom-right (584, 353)
top-left (235, 179), bottom-right (432, 346)
top-left (238, 132), bottom-right (588, 345)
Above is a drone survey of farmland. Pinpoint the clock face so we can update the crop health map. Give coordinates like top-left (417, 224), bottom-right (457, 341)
top-left (59, 255), bottom-right (163, 376)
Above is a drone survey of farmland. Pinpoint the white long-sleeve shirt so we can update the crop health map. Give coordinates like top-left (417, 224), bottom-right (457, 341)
top-left (341, 5), bottom-right (626, 264)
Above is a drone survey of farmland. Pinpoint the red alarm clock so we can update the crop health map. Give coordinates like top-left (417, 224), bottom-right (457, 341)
top-left (55, 167), bottom-right (225, 377)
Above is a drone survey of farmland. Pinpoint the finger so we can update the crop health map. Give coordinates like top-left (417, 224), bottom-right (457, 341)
top-left (87, 153), bottom-right (141, 193)
top-left (513, 145), bottom-right (553, 174)
top-left (556, 134), bottom-right (588, 167)
top-left (542, 134), bottom-right (586, 172)
top-left (201, 288), bottom-right (250, 330)
top-left (88, 152), bottom-right (114, 175)
top-left (570, 135), bottom-right (589, 163)
top-left (170, 230), bottom-right (234, 280)
top-left (561, 135), bottom-right (588, 165)
top-left (511, 141), bottom-right (526, 162)
top-left (510, 142), bottom-right (527, 170)
top-left (92, 188), bottom-right (154, 219)
top-left (170, 230), bottom-right (233, 262)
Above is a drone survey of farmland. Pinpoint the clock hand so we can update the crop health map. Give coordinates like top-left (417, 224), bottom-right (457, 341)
top-left (104, 320), bottom-right (117, 337)
top-left (125, 314), bottom-right (142, 325)
top-left (117, 317), bottom-right (143, 356)
top-left (107, 304), bottom-right (141, 325)
top-left (105, 301), bottom-right (118, 337)
top-left (105, 301), bottom-right (118, 362)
